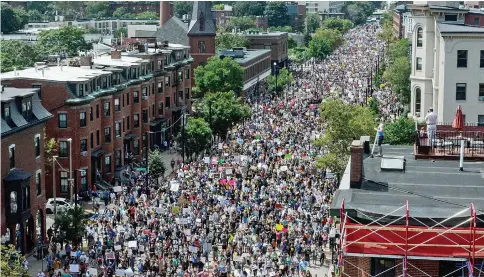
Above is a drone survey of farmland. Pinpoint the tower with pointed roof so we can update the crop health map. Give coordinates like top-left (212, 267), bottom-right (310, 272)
top-left (187, 1), bottom-right (216, 86)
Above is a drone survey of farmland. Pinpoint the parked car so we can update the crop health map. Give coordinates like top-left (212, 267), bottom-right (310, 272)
top-left (45, 198), bottom-right (73, 214)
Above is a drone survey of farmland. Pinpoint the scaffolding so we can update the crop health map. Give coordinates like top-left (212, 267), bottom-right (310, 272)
top-left (338, 199), bottom-right (484, 277)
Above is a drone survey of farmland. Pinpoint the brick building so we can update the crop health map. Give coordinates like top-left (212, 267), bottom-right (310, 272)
top-left (465, 9), bottom-right (484, 26)
top-left (1, 45), bottom-right (192, 200)
top-left (1, 87), bottom-right (52, 253)
top-left (212, 5), bottom-right (233, 27)
top-left (244, 32), bottom-right (289, 73)
top-left (110, 1), bottom-right (160, 16)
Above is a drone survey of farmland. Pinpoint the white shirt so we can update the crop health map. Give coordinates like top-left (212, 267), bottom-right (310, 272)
top-left (425, 112), bottom-right (437, 125)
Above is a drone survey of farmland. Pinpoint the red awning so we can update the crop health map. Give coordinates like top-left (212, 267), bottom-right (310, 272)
top-left (344, 222), bottom-right (484, 258)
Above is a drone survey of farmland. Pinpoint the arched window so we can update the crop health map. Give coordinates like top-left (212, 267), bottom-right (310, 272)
top-left (10, 192), bottom-right (17, 213)
top-left (415, 88), bottom-right (422, 115)
top-left (417, 28), bottom-right (423, 47)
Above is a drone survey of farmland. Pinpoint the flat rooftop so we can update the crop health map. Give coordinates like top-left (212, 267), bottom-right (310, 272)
top-left (438, 22), bottom-right (484, 33)
top-left (1, 87), bottom-right (37, 102)
top-left (332, 146), bottom-right (484, 218)
top-left (218, 49), bottom-right (271, 65)
top-left (244, 31), bottom-right (288, 37)
top-left (1, 65), bottom-right (110, 82)
top-left (94, 55), bottom-right (150, 67)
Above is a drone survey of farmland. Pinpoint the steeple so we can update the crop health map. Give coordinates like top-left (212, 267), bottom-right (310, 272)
top-left (187, 1), bottom-right (216, 36)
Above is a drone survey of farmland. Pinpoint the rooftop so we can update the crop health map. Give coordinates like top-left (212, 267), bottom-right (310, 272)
top-left (244, 31), bottom-right (288, 37)
top-left (218, 49), bottom-right (271, 65)
top-left (437, 22), bottom-right (484, 33)
top-left (1, 87), bottom-right (37, 102)
top-left (332, 145), bottom-right (484, 219)
top-left (0, 65), bottom-right (110, 82)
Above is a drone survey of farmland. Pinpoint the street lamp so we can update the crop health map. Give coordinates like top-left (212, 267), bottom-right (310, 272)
top-left (181, 105), bottom-right (187, 163)
top-left (52, 155), bottom-right (58, 217)
top-left (74, 169), bottom-right (86, 207)
top-left (67, 138), bottom-right (73, 202)
top-left (208, 100), bottom-right (214, 149)
top-left (273, 62), bottom-right (280, 96)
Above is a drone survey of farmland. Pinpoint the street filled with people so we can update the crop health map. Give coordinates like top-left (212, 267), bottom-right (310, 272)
top-left (41, 24), bottom-right (402, 277)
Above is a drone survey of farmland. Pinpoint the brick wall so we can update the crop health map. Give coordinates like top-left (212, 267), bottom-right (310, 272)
top-left (344, 256), bottom-right (371, 277)
top-left (1, 123), bottom-right (47, 250)
top-left (189, 35), bottom-right (216, 87)
top-left (343, 256), bottom-right (440, 277)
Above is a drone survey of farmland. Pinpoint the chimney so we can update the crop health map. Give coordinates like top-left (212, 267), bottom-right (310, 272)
top-left (80, 56), bottom-right (93, 67)
top-left (41, 68), bottom-right (45, 77)
top-left (160, 1), bottom-right (172, 27)
top-left (350, 140), bottom-right (363, 189)
top-left (111, 50), bottom-right (122, 59)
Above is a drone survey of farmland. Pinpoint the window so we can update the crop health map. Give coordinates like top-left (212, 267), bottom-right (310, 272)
top-left (80, 112), bottom-right (86, 127)
top-left (456, 83), bottom-right (467, 100)
top-left (104, 127), bottom-right (111, 143)
top-left (60, 172), bottom-right (68, 193)
top-left (416, 28), bottom-right (423, 47)
top-left (185, 88), bottom-right (190, 100)
top-left (10, 192), bottom-right (17, 213)
top-left (116, 150), bottom-right (122, 167)
top-left (165, 97), bottom-right (171, 109)
top-left (36, 170), bottom-right (41, 196)
top-left (105, 156), bottom-right (111, 173)
top-left (80, 139), bottom-right (87, 152)
top-left (59, 141), bottom-right (68, 157)
top-left (481, 50), bottom-right (484, 68)
top-left (126, 93), bottom-right (130, 105)
top-left (79, 83), bottom-right (84, 96)
top-left (457, 50), bottom-right (467, 68)
top-left (134, 113), bottom-right (140, 128)
top-left (185, 69), bottom-right (190, 79)
top-left (96, 104), bottom-right (99, 118)
top-left (178, 71), bottom-right (183, 82)
top-left (371, 258), bottom-right (395, 277)
top-left (32, 84), bottom-right (41, 99)
top-left (480, 84), bottom-right (484, 101)
top-left (34, 134), bottom-right (40, 157)
top-left (90, 133), bottom-right (94, 149)
top-left (9, 145), bottom-right (15, 169)
top-left (115, 121), bottom-right (121, 138)
top-left (198, 41), bottom-right (206, 53)
top-left (102, 76), bottom-right (107, 88)
top-left (80, 170), bottom-right (87, 191)
top-left (444, 14), bottom-right (457, 21)
top-left (474, 17), bottom-right (480, 25)
top-left (264, 45), bottom-right (271, 49)
top-left (152, 103), bottom-right (155, 117)
top-left (165, 76), bottom-right (170, 87)
top-left (134, 139), bottom-right (139, 155)
top-left (58, 113), bottom-right (67, 128)
top-left (4, 105), bottom-right (10, 120)
top-left (114, 98), bottom-right (120, 111)
top-left (142, 87), bottom-right (147, 97)
top-left (478, 115), bottom-right (484, 126)
top-left (158, 82), bottom-right (163, 93)
top-left (416, 57), bottom-right (422, 71)
top-left (96, 130), bottom-right (100, 146)
top-left (127, 116), bottom-right (130, 129)
top-left (142, 109), bottom-right (148, 123)
top-left (104, 102), bottom-right (110, 116)
top-left (90, 107), bottom-right (93, 121)
top-left (159, 102), bottom-right (163, 115)
top-left (134, 91), bottom-right (139, 103)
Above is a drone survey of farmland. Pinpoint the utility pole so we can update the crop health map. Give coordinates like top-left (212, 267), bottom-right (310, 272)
top-left (145, 131), bottom-right (149, 189)
top-left (52, 156), bottom-right (58, 217)
top-left (182, 106), bottom-right (187, 163)
top-left (67, 138), bottom-right (73, 202)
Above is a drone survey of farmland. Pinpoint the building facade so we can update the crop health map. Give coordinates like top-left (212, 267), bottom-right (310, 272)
top-left (244, 32), bottom-right (289, 72)
top-left (1, 46), bottom-right (192, 199)
top-left (1, 87), bottom-right (52, 254)
top-left (212, 5), bottom-right (233, 28)
top-left (409, 4), bottom-right (484, 124)
top-left (110, 1), bottom-right (160, 16)
top-left (304, 1), bottom-right (330, 13)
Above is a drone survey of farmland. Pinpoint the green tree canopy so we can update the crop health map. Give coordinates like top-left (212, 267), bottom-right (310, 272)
top-left (136, 11), bottom-right (158, 20)
top-left (265, 2), bottom-right (289, 27)
top-left (226, 17), bottom-right (257, 32)
top-left (233, 1), bottom-right (266, 17)
top-left (173, 1), bottom-right (193, 18)
top-left (288, 36), bottom-right (298, 49)
top-left (182, 117), bottom-right (212, 157)
top-left (37, 26), bottom-right (90, 57)
top-left (383, 56), bottom-right (411, 104)
top-left (216, 33), bottom-right (250, 50)
top-left (113, 7), bottom-right (134, 19)
top-left (384, 117), bottom-right (416, 145)
top-left (315, 99), bottom-right (377, 176)
top-left (289, 47), bottom-right (309, 65)
top-left (148, 149), bottom-right (166, 179)
top-left (388, 38), bottom-right (409, 62)
top-left (377, 20), bottom-right (398, 45)
top-left (322, 18), bottom-right (354, 33)
top-left (313, 27), bottom-right (343, 49)
top-left (306, 13), bottom-right (321, 33)
top-left (199, 91), bottom-right (251, 139)
top-left (1, 245), bottom-right (29, 277)
top-left (0, 40), bottom-right (42, 72)
top-left (1, 3), bottom-right (29, 33)
top-left (115, 27), bottom-right (128, 39)
top-left (213, 3), bottom-right (225, 10)
top-left (84, 1), bottom-right (112, 19)
top-left (53, 1), bottom-right (82, 21)
top-left (341, 1), bottom-right (375, 25)
top-left (308, 36), bottom-right (333, 59)
top-left (268, 67), bottom-right (294, 93)
top-left (194, 56), bottom-right (244, 98)
top-left (268, 26), bottom-right (293, 32)
top-left (56, 206), bottom-right (86, 245)
top-left (44, 129), bottom-right (58, 180)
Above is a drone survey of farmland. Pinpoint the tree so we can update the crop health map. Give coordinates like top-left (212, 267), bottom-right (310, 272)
top-left (288, 36), bottom-right (298, 49)
top-left (313, 28), bottom-right (343, 49)
top-left (268, 26), bottom-right (293, 33)
top-left (0, 245), bottom-right (29, 277)
top-left (136, 11), bottom-right (158, 20)
top-left (148, 149), bottom-right (166, 179)
top-left (194, 56), bottom-right (244, 98)
top-left (37, 26), bottom-right (90, 57)
top-left (341, 1), bottom-right (375, 25)
top-left (303, 31), bottom-right (312, 47)
top-left (369, 97), bottom-right (379, 115)
top-left (233, 1), bottom-right (266, 17)
top-left (383, 56), bottom-right (411, 104)
top-left (113, 7), bottom-right (133, 19)
top-left (1, 3), bottom-right (29, 33)
top-left (388, 38), bottom-right (409, 62)
top-left (306, 13), bottom-right (321, 33)
top-left (322, 18), bottom-right (354, 33)
top-left (268, 67), bottom-right (293, 93)
top-left (173, 1), bottom-right (193, 18)
top-left (56, 206), bottom-right (85, 245)
top-left (44, 129), bottom-right (58, 181)
top-left (289, 47), bottom-right (309, 65)
top-left (84, 1), bottom-right (111, 19)
top-left (115, 27), bottom-right (128, 39)
top-left (314, 99), bottom-right (377, 176)
top-left (377, 20), bottom-right (397, 45)
top-left (308, 36), bottom-right (333, 59)
top-left (226, 17), bottom-right (257, 32)
top-left (199, 92), bottom-right (251, 139)
top-left (213, 3), bottom-right (225, 10)
top-left (216, 33), bottom-right (250, 50)
top-left (182, 117), bottom-right (212, 157)
top-left (27, 9), bottom-right (43, 22)
top-left (384, 117), bottom-right (416, 145)
top-left (0, 40), bottom-right (42, 72)
top-left (265, 2), bottom-right (289, 27)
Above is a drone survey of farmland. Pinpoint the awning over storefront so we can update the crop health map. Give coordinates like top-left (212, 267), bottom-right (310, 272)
top-left (3, 169), bottom-right (32, 182)
top-left (91, 148), bottom-right (105, 158)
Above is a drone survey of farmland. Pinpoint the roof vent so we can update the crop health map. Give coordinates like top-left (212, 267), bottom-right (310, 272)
top-left (380, 156), bottom-right (406, 172)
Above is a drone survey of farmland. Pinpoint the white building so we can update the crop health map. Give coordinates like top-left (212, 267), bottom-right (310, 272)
top-left (402, 12), bottom-right (414, 38)
top-left (24, 19), bottom-right (156, 35)
top-left (303, 1), bottom-right (330, 13)
top-left (409, 4), bottom-right (484, 125)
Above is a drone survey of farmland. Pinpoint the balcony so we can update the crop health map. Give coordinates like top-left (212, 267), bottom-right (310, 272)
top-left (415, 125), bottom-right (484, 160)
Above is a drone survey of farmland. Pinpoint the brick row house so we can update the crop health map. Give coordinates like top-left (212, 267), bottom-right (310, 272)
top-left (1, 45), bottom-right (193, 200)
top-left (1, 87), bottom-right (52, 253)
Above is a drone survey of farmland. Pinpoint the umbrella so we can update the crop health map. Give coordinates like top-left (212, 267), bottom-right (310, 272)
top-left (452, 105), bottom-right (464, 131)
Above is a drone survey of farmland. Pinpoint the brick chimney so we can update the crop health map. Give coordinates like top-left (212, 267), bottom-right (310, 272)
top-left (111, 50), bottom-right (122, 59)
top-left (79, 56), bottom-right (93, 68)
top-left (160, 1), bottom-right (172, 27)
top-left (350, 140), bottom-right (363, 189)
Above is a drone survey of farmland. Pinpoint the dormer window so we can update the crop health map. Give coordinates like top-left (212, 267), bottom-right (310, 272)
top-left (79, 83), bottom-right (84, 96)
top-left (102, 77), bottom-right (107, 89)
top-left (131, 68), bottom-right (137, 79)
top-left (3, 104), bottom-right (10, 120)
top-left (22, 99), bottom-right (32, 119)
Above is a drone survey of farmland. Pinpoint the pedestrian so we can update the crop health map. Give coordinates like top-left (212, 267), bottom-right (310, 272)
top-left (375, 122), bottom-right (384, 156)
top-left (425, 107), bottom-right (437, 147)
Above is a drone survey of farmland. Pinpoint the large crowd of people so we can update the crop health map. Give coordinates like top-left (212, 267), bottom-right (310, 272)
top-left (41, 24), bottom-right (402, 277)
